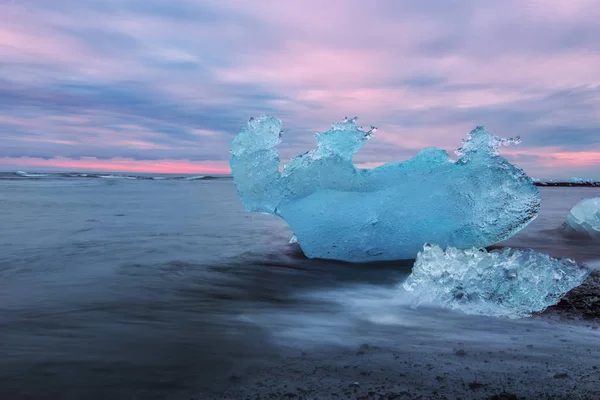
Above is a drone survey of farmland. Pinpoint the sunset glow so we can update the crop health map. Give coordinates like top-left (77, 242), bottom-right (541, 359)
top-left (0, 157), bottom-right (230, 174)
top-left (1, 0), bottom-right (599, 178)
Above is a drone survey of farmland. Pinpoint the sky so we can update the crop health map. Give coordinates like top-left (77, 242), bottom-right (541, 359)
top-left (1, 0), bottom-right (599, 179)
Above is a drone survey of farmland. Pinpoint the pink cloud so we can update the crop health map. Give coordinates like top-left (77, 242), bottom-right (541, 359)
top-left (520, 0), bottom-right (600, 21)
top-left (117, 140), bottom-right (172, 150)
top-left (374, 123), bottom-right (475, 152)
top-left (1, 0), bottom-right (598, 178)
top-left (0, 4), bottom-right (151, 81)
top-left (504, 148), bottom-right (600, 168)
top-left (15, 138), bottom-right (78, 146)
top-left (210, 0), bottom-right (600, 93)
top-left (0, 157), bottom-right (230, 174)
top-left (0, 24), bottom-right (81, 64)
top-left (0, 114), bottom-right (192, 151)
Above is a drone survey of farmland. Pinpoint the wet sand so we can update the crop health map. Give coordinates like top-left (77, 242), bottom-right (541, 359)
top-left (201, 274), bottom-right (600, 400)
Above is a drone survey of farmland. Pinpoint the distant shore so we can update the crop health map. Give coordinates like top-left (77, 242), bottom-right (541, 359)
top-left (534, 182), bottom-right (599, 187)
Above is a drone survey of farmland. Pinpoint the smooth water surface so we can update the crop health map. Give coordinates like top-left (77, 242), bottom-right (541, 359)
top-left (1, 174), bottom-right (599, 399)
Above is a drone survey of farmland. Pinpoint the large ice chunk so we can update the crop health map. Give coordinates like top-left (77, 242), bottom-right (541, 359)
top-left (403, 244), bottom-right (590, 318)
top-left (564, 198), bottom-right (600, 239)
top-left (230, 115), bottom-right (541, 262)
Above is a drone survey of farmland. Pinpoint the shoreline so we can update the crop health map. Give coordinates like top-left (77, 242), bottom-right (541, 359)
top-left (534, 182), bottom-right (599, 187)
top-left (203, 273), bottom-right (600, 400)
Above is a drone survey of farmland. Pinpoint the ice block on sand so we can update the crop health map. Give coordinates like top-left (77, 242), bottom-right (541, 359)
top-left (230, 115), bottom-right (540, 262)
top-left (404, 244), bottom-right (590, 318)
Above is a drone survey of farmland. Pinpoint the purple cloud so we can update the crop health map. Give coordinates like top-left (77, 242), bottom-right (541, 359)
top-left (0, 0), bottom-right (599, 177)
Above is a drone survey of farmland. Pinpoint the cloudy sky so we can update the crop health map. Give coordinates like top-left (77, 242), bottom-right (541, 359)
top-left (1, 0), bottom-right (599, 178)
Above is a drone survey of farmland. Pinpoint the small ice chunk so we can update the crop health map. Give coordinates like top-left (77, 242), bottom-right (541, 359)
top-left (403, 244), bottom-right (590, 318)
top-left (564, 198), bottom-right (600, 239)
top-left (230, 115), bottom-right (541, 262)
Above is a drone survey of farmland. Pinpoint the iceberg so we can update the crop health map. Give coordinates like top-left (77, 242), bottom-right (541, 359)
top-left (403, 244), bottom-right (590, 318)
top-left (564, 198), bottom-right (600, 239)
top-left (230, 115), bottom-right (540, 262)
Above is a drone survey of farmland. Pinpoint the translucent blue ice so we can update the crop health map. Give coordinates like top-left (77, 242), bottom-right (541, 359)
top-left (564, 198), bottom-right (600, 239)
top-left (404, 244), bottom-right (590, 318)
top-left (230, 115), bottom-right (541, 262)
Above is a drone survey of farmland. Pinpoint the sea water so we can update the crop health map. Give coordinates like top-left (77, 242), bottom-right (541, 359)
top-left (0, 173), bottom-right (599, 398)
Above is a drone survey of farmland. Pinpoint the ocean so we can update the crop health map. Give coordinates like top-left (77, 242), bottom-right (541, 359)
top-left (1, 172), bottom-right (599, 399)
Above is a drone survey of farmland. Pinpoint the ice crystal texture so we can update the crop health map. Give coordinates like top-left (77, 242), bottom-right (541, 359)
top-left (403, 244), bottom-right (590, 318)
top-left (564, 198), bottom-right (600, 239)
top-left (230, 115), bottom-right (541, 262)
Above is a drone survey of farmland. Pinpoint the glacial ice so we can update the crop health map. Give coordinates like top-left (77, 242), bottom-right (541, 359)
top-left (403, 244), bottom-right (590, 318)
top-left (564, 198), bottom-right (600, 239)
top-left (230, 115), bottom-right (541, 262)
top-left (569, 177), bottom-right (599, 185)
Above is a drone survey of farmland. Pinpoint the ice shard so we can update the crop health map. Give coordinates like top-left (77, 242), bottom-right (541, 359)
top-left (564, 198), bottom-right (600, 239)
top-left (230, 115), bottom-right (541, 262)
top-left (403, 244), bottom-right (590, 318)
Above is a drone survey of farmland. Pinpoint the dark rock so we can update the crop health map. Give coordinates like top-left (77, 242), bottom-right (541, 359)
top-left (468, 381), bottom-right (485, 390)
top-left (543, 271), bottom-right (600, 320)
top-left (488, 393), bottom-right (519, 400)
top-left (387, 392), bottom-right (411, 399)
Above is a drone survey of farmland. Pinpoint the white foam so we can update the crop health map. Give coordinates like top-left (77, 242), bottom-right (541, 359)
top-left (586, 259), bottom-right (600, 270)
top-left (99, 175), bottom-right (137, 180)
top-left (14, 171), bottom-right (47, 177)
